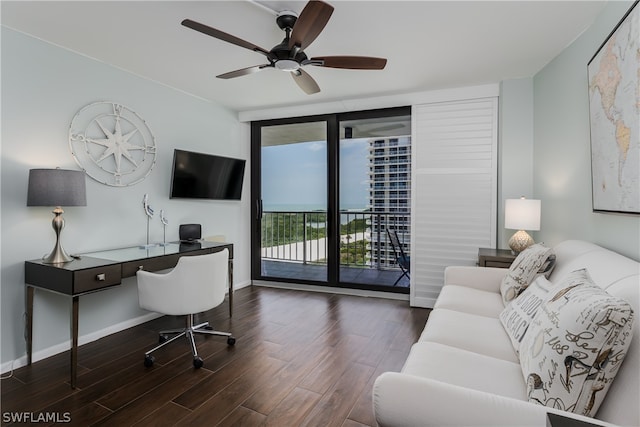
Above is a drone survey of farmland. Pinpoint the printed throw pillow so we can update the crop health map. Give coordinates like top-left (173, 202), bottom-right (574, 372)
top-left (499, 276), bottom-right (558, 354)
top-left (519, 269), bottom-right (635, 418)
top-left (500, 243), bottom-right (555, 306)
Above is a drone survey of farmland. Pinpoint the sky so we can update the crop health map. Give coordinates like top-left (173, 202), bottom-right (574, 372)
top-left (262, 139), bottom-right (370, 211)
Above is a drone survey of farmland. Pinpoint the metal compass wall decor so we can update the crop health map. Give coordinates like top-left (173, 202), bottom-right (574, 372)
top-left (69, 101), bottom-right (157, 186)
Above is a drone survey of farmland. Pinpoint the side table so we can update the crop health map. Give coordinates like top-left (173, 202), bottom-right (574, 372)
top-left (478, 248), bottom-right (516, 268)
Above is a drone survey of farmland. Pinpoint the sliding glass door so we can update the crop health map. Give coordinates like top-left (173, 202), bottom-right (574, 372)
top-left (254, 119), bottom-right (330, 282)
top-left (338, 114), bottom-right (411, 288)
top-left (251, 108), bottom-right (410, 293)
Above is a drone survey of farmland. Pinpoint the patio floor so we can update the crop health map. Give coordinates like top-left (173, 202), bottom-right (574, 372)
top-left (260, 260), bottom-right (410, 289)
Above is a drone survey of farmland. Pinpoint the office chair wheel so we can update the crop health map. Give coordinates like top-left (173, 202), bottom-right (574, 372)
top-left (193, 356), bottom-right (204, 369)
top-left (144, 355), bottom-right (155, 367)
top-left (159, 334), bottom-right (169, 343)
top-left (227, 337), bottom-right (236, 346)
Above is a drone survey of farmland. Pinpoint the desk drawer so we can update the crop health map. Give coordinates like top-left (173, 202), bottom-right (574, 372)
top-left (74, 265), bottom-right (122, 293)
top-left (122, 254), bottom-right (181, 277)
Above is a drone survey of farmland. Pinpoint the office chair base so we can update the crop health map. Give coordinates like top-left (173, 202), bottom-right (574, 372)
top-left (193, 356), bottom-right (204, 368)
top-left (143, 315), bottom-right (235, 368)
top-left (144, 355), bottom-right (155, 367)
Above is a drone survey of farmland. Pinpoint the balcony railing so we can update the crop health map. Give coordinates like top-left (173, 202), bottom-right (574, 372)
top-left (261, 210), bottom-right (410, 269)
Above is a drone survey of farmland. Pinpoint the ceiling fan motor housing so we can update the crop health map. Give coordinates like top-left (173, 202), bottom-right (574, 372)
top-left (276, 12), bottom-right (298, 31)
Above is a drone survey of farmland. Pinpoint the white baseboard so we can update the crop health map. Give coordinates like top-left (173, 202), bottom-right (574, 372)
top-left (1, 312), bottom-right (162, 375)
top-left (2, 280), bottom-right (252, 375)
top-left (233, 280), bottom-right (251, 291)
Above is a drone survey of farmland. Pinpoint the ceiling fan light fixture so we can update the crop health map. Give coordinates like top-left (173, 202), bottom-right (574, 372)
top-left (275, 59), bottom-right (300, 72)
top-left (182, 0), bottom-right (386, 95)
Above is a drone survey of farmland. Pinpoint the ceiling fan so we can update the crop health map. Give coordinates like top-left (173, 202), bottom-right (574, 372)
top-left (181, 0), bottom-right (387, 95)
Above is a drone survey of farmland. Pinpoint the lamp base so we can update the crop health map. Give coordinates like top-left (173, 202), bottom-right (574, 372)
top-left (42, 246), bottom-right (73, 264)
top-left (42, 208), bottom-right (74, 264)
top-left (508, 230), bottom-right (534, 254)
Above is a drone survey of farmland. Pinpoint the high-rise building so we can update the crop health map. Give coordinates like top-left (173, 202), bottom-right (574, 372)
top-left (367, 136), bottom-right (411, 268)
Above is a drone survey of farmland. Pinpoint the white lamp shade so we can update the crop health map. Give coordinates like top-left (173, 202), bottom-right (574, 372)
top-left (505, 198), bottom-right (541, 231)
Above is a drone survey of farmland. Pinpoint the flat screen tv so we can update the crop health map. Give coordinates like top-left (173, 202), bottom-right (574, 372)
top-left (170, 149), bottom-right (246, 200)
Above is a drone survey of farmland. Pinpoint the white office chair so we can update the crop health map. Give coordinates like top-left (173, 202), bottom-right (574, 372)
top-left (136, 249), bottom-right (235, 368)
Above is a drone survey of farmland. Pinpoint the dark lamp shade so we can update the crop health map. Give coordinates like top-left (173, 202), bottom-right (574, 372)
top-left (27, 169), bottom-right (87, 207)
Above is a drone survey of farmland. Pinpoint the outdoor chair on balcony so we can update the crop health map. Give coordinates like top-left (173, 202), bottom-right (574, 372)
top-left (386, 228), bottom-right (410, 286)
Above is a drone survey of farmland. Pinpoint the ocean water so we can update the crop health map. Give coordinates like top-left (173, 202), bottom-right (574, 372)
top-left (264, 203), bottom-right (367, 212)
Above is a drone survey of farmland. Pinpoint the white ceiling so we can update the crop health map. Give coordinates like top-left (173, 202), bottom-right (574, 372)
top-left (2, 1), bottom-right (606, 113)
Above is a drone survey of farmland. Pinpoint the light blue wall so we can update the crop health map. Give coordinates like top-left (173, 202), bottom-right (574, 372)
top-left (533, 1), bottom-right (639, 260)
top-left (499, 78), bottom-right (535, 249)
top-left (1, 28), bottom-right (251, 368)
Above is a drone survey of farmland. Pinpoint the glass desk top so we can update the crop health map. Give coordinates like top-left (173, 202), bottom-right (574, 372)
top-left (26, 240), bottom-right (231, 271)
top-left (82, 241), bottom-right (221, 263)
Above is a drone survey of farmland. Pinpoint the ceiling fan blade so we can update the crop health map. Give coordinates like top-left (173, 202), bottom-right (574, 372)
top-left (288, 1), bottom-right (334, 50)
top-left (291, 69), bottom-right (320, 95)
top-left (217, 64), bottom-right (271, 79)
top-left (310, 56), bottom-right (387, 70)
top-left (181, 19), bottom-right (270, 57)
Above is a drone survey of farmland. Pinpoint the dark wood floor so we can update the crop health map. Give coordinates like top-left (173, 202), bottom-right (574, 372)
top-left (1, 286), bottom-right (429, 427)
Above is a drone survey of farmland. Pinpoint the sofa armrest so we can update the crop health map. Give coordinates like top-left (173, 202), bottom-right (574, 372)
top-left (373, 372), bottom-right (614, 427)
top-left (443, 265), bottom-right (508, 293)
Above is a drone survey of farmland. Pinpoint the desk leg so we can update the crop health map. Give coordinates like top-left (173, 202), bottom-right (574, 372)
top-left (26, 286), bottom-right (34, 365)
top-left (70, 296), bottom-right (79, 389)
top-left (228, 259), bottom-right (233, 318)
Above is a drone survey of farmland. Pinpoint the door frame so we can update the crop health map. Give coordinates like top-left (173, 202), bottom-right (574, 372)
top-left (251, 107), bottom-right (411, 293)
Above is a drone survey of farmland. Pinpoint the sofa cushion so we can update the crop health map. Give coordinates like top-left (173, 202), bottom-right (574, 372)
top-left (434, 284), bottom-right (505, 318)
top-left (499, 276), bottom-right (558, 354)
top-left (519, 269), bottom-right (635, 417)
top-left (550, 248), bottom-right (640, 291)
top-left (403, 341), bottom-right (527, 400)
top-left (500, 243), bottom-right (555, 305)
top-left (419, 309), bottom-right (518, 363)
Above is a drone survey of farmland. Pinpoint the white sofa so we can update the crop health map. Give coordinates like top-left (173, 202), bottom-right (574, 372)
top-left (373, 240), bottom-right (639, 427)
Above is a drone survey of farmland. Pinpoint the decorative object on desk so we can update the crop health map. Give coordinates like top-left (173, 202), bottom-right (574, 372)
top-left (588, 2), bottom-right (639, 215)
top-left (505, 197), bottom-right (541, 253)
top-left (141, 194), bottom-right (156, 249)
top-left (179, 223), bottom-right (202, 242)
top-left (143, 194), bottom-right (154, 217)
top-left (27, 168), bottom-right (87, 263)
top-left (69, 101), bottom-right (157, 187)
top-left (159, 209), bottom-right (169, 246)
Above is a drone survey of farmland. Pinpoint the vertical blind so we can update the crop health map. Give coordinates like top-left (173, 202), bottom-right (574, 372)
top-left (410, 97), bottom-right (498, 308)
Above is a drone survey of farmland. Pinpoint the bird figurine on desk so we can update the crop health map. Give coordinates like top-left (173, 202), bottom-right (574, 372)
top-left (141, 194), bottom-right (155, 248)
top-left (159, 209), bottom-right (169, 246)
top-left (143, 194), bottom-right (154, 218)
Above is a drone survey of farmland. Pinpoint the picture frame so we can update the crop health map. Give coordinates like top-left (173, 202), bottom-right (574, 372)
top-left (587, 1), bottom-right (639, 214)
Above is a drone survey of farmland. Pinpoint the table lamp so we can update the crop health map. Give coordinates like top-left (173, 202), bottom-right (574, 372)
top-left (27, 168), bottom-right (87, 263)
top-left (505, 197), bottom-right (541, 254)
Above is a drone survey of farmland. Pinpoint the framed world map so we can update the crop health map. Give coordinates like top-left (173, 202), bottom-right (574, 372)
top-left (588, 1), bottom-right (639, 214)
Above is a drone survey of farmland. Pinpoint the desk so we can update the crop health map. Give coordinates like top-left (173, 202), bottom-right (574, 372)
top-left (477, 247), bottom-right (516, 268)
top-left (24, 241), bottom-right (233, 388)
